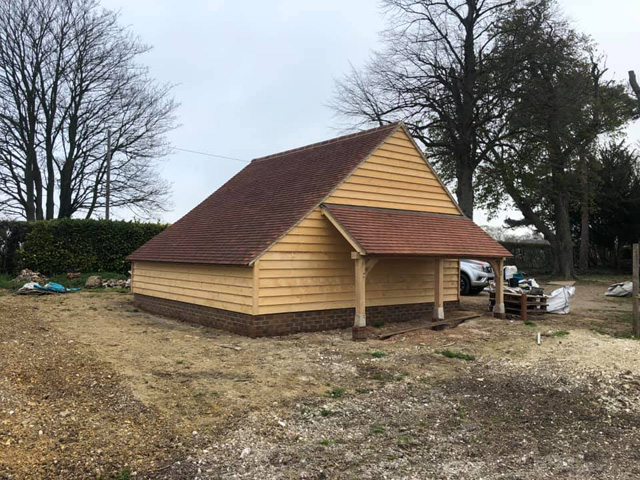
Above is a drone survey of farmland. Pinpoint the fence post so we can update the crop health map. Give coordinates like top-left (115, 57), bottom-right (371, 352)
top-left (633, 243), bottom-right (639, 338)
top-left (520, 292), bottom-right (527, 323)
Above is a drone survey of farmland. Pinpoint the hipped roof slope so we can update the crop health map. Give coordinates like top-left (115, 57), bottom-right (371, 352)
top-left (128, 123), bottom-right (400, 265)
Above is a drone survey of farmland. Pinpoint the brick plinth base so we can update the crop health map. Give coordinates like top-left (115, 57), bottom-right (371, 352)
top-left (134, 294), bottom-right (459, 338)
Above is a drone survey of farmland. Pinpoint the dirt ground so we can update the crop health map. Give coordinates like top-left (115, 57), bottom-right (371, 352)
top-left (2, 279), bottom-right (640, 479)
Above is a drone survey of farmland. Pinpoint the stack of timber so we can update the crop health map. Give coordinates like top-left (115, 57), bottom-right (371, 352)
top-left (490, 291), bottom-right (547, 321)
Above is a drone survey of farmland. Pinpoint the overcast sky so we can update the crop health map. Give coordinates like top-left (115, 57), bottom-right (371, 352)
top-left (100, 0), bottom-right (640, 226)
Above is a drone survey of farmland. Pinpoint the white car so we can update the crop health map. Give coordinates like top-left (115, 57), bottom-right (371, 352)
top-left (460, 259), bottom-right (494, 295)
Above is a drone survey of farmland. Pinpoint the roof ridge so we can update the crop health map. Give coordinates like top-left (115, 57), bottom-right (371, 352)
top-left (251, 122), bottom-right (400, 164)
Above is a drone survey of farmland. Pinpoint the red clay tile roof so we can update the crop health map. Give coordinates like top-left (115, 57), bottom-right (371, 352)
top-left (128, 123), bottom-right (401, 265)
top-left (321, 204), bottom-right (511, 258)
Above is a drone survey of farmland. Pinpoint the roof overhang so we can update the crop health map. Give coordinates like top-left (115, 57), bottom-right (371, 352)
top-left (320, 203), bottom-right (512, 259)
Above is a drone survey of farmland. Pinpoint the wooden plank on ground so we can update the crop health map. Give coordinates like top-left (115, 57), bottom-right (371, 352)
top-left (376, 314), bottom-right (481, 340)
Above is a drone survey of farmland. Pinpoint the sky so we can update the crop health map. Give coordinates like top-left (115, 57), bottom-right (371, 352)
top-left (100, 0), bottom-right (640, 227)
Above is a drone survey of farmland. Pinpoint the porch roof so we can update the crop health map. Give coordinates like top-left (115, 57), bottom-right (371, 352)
top-left (321, 203), bottom-right (512, 259)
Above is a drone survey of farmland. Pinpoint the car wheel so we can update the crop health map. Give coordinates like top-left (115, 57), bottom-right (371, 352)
top-left (460, 273), bottom-right (471, 295)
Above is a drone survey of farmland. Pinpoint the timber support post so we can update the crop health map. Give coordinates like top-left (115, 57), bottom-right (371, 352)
top-left (633, 244), bottom-right (639, 338)
top-left (433, 258), bottom-right (445, 322)
top-left (490, 258), bottom-right (505, 319)
top-left (352, 252), bottom-right (378, 342)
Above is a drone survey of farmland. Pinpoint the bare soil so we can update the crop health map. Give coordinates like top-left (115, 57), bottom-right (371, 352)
top-left (1, 279), bottom-right (640, 479)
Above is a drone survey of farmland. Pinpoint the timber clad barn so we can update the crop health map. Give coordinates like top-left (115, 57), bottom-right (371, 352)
top-left (128, 123), bottom-right (511, 340)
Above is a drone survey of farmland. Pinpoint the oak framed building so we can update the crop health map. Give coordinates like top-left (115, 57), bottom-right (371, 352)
top-left (129, 123), bottom-right (510, 340)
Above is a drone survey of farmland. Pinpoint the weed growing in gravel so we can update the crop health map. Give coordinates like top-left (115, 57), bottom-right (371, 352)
top-left (175, 359), bottom-right (184, 365)
top-left (370, 424), bottom-right (385, 434)
top-left (552, 330), bottom-right (570, 338)
top-left (98, 467), bottom-right (131, 480)
top-left (327, 387), bottom-right (345, 398)
top-left (397, 435), bottom-right (417, 450)
top-left (319, 439), bottom-right (335, 446)
top-left (320, 408), bottom-right (335, 417)
top-left (356, 387), bottom-right (373, 394)
top-left (437, 350), bottom-right (475, 361)
top-left (367, 351), bottom-right (386, 358)
top-left (524, 321), bottom-right (536, 327)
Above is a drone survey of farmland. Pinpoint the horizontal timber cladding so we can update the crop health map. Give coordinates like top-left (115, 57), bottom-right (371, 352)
top-left (132, 261), bottom-right (253, 314)
top-left (256, 209), bottom-right (459, 315)
top-left (325, 129), bottom-right (461, 215)
top-left (134, 293), bottom-right (460, 337)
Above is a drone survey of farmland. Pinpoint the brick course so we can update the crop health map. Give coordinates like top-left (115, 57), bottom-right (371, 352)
top-left (134, 294), bottom-right (459, 338)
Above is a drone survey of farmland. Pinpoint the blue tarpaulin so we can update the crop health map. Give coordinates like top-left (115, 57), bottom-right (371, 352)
top-left (33, 282), bottom-right (81, 293)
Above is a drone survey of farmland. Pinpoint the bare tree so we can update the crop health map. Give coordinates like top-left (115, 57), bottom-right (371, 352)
top-left (630, 70), bottom-right (640, 111)
top-left (0, 0), bottom-right (176, 221)
top-left (332, 0), bottom-right (515, 219)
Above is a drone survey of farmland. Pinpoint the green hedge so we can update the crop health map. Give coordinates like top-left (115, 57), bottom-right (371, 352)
top-left (17, 219), bottom-right (167, 275)
top-left (0, 221), bottom-right (33, 274)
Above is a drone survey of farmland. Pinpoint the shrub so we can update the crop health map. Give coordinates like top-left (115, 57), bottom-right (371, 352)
top-left (17, 219), bottom-right (167, 274)
top-left (0, 221), bottom-right (32, 274)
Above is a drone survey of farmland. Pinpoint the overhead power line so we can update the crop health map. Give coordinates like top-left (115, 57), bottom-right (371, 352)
top-left (173, 147), bottom-right (249, 163)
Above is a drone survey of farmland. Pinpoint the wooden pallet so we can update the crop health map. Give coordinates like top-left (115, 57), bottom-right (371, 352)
top-left (490, 291), bottom-right (547, 321)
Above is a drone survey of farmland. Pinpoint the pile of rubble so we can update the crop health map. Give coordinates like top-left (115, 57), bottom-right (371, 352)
top-left (13, 269), bottom-right (48, 285)
top-left (84, 275), bottom-right (130, 289)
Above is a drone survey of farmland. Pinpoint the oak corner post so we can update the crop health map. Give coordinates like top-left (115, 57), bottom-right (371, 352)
top-left (491, 257), bottom-right (505, 319)
top-left (352, 252), bottom-right (378, 342)
top-left (433, 257), bottom-right (445, 321)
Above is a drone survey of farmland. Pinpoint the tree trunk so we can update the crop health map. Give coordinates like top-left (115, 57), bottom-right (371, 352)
top-left (578, 152), bottom-right (590, 271)
top-left (33, 161), bottom-right (44, 220)
top-left (553, 197), bottom-right (575, 279)
top-left (456, 162), bottom-right (474, 218)
top-left (630, 70), bottom-right (640, 110)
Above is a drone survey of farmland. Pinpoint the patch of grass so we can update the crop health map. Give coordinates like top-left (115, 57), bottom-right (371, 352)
top-left (85, 287), bottom-right (129, 294)
top-left (370, 424), bottom-right (385, 434)
top-left (355, 387), bottom-right (372, 394)
top-left (320, 408), bottom-right (335, 417)
top-left (552, 330), bottom-right (570, 338)
top-left (327, 387), bottom-right (345, 398)
top-left (397, 435), bottom-right (418, 450)
top-left (319, 439), bottom-right (334, 446)
top-left (524, 320), bottom-right (536, 327)
top-left (0, 274), bottom-right (19, 290)
top-left (98, 467), bottom-right (131, 480)
top-left (591, 327), bottom-right (640, 340)
top-left (367, 351), bottom-right (386, 358)
top-left (437, 350), bottom-right (475, 361)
